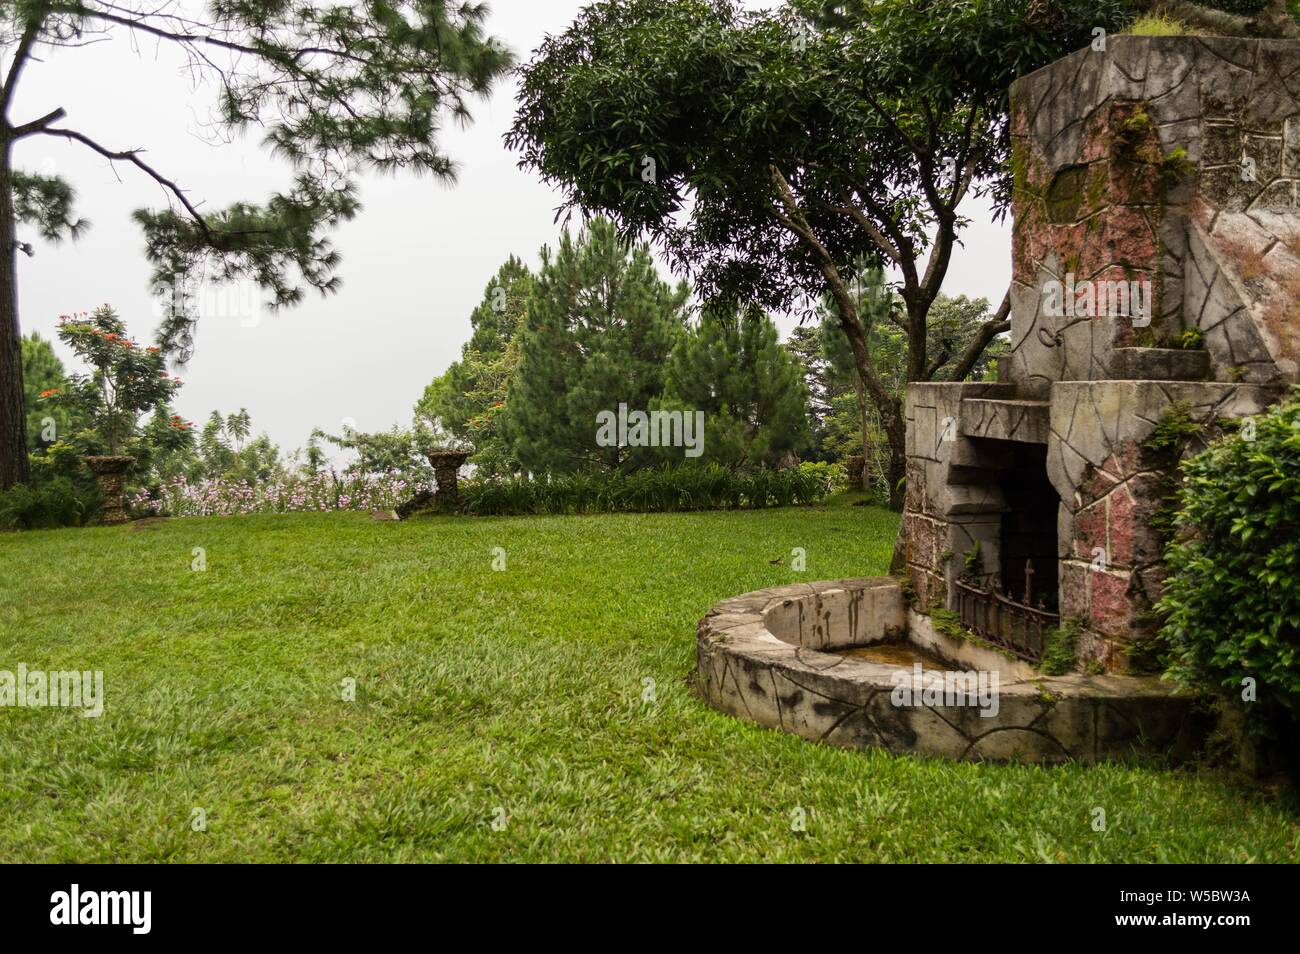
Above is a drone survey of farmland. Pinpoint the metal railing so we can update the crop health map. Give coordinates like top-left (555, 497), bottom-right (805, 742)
top-left (953, 576), bottom-right (1059, 663)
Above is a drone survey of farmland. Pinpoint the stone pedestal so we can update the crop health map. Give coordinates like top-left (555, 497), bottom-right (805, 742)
top-left (427, 450), bottom-right (471, 509)
top-left (845, 454), bottom-right (865, 491)
top-left (83, 455), bottom-right (134, 525)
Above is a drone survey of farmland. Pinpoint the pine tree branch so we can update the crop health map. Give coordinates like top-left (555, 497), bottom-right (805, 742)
top-left (37, 126), bottom-right (213, 239)
top-left (10, 107), bottom-right (66, 139)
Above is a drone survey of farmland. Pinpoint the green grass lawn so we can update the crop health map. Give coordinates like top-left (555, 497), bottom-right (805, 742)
top-left (0, 500), bottom-right (1295, 862)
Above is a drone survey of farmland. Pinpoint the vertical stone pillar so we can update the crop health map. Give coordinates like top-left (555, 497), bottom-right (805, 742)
top-left (83, 455), bottom-right (134, 525)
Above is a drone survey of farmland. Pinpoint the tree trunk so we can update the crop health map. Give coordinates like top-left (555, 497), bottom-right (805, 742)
top-left (0, 135), bottom-right (30, 490)
top-left (851, 372), bottom-right (868, 484)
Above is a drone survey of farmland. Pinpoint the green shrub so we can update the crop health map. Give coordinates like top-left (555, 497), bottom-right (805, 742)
top-left (798, 460), bottom-right (846, 494)
top-left (1158, 389), bottom-right (1300, 725)
top-left (0, 477), bottom-right (100, 530)
top-left (459, 463), bottom-right (830, 516)
top-left (1039, 619), bottom-right (1081, 676)
top-left (0, 442), bottom-right (103, 530)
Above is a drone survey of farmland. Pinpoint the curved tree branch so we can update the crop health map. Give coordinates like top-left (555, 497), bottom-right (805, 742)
top-left (37, 126), bottom-right (212, 238)
top-left (944, 288), bottom-right (1011, 382)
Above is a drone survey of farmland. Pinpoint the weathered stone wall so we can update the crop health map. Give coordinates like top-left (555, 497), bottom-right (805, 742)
top-left (1008, 36), bottom-right (1300, 390)
top-left (1048, 380), bottom-right (1281, 668)
top-left (902, 36), bottom-right (1299, 673)
top-left (903, 382), bottom-right (1013, 611)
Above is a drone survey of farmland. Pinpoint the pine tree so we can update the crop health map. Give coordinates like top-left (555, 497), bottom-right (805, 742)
top-left (664, 305), bottom-right (808, 467)
top-left (416, 257), bottom-right (531, 475)
top-left (505, 219), bottom-right (687, 473)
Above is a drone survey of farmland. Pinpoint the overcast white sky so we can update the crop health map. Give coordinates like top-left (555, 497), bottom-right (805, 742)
top-left (13, 0), bottom-right (1009, 455)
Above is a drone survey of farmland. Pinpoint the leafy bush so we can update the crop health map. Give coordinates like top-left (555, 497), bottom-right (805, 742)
top-left (0, 442), bottom-right (103, 530)
top-left (798, 460), bottom-right (847, 494)
top-left (0, 477), bottom-right (100, 530)
top-left (1158, 389), bottom-right (1300, 722)
top-left (460, 464), bottom-right (830, 516)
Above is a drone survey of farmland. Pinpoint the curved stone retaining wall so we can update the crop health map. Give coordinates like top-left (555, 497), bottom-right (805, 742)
top-left (694, 578), bottom-right (1196, 763)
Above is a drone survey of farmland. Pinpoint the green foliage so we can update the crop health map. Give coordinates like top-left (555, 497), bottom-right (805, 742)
top-left (313, 423), bottom-right (435, 484)
top-left (20, 332), bottom-right (79, 452)
top-left (459, 463), bottom-right (830, 516)
top-left (1039, 619), bottom-right (1082, 677)
top-left (184, 408), bottom-right (282, 483)
top-left (11, 170), bottom-right (89, 244)
top-left (0, 477), bottom-right (100, 531)
top-left (509, 0), bottom-right (1124, 315)
top-left (1159, 389), bottom-right (1300, 721)
top-left (504, 218), bottom-right (688, 473)
top-left (0, 442), bottom-right (102, 531)
top-left (1126, 13), bottom-right (1192, 35)
top-left (808, 266), bottom-right (1004, 498)
top-left (135, 178), bottom-right (363, 357)
top-left (45, 306), bottom-right (183, 455)
top-left (416, 257), bottom-right (531, 476)
top-left (1161, 145), bottom-right (1197, 185)
top-left (508, 0), bottom-right (1091, 507)
top-left (1144, 401), bottom-right (1202, 457)
top-left (797, 460), bottom-right (847, 493)
top-left (663, 305), bottom-right (808, 467)
top-left (6, 3), bottom-right (513, 357)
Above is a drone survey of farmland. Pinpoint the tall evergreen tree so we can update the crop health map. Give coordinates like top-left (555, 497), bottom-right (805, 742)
top-left (784, 324), bottom-right (834, 462)
top-left (664, 305), bottom-right (808, 467)
top-left (416, 256), bottom-right (531, 475)
top-left (505, 218), bottom-right (687, 473)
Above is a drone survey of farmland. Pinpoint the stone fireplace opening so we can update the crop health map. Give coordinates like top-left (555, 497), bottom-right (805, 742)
top-left (997, 443), bottom-right (1058, 612)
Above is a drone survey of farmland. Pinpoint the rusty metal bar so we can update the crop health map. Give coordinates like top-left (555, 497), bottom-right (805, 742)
top-left (952, 578), bottom-right (1057, 663)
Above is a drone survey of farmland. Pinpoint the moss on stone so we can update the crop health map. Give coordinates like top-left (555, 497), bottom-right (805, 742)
top-left (1161, 145), bottom-right (1197, 186)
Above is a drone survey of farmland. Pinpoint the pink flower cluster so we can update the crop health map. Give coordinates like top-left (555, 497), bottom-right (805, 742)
top-left (129, 472), bottom-right (431, 517)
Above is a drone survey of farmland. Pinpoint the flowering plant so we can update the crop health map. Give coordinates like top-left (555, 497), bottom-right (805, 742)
top-left (130, 471), bottom-right (429, 517)
top-left (46, 306), bottom-right (183, 454)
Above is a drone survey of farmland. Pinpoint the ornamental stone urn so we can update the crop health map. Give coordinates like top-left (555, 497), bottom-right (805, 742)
top-left (395, 448), bottom-right (472, 518)
top-left (426, 449), bottom-right (471, 508)
top-left (83, 455), bottom-right (135, 525)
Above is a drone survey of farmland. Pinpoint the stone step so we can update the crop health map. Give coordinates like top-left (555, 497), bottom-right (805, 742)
top-left (1113, 347), bottom-right (1210, 381)
top-left (958, 397), bottom-right (1051, 445)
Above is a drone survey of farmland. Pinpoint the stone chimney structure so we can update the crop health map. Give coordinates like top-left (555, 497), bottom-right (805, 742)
top-left (903, 36), bottom-right (1296, 671)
